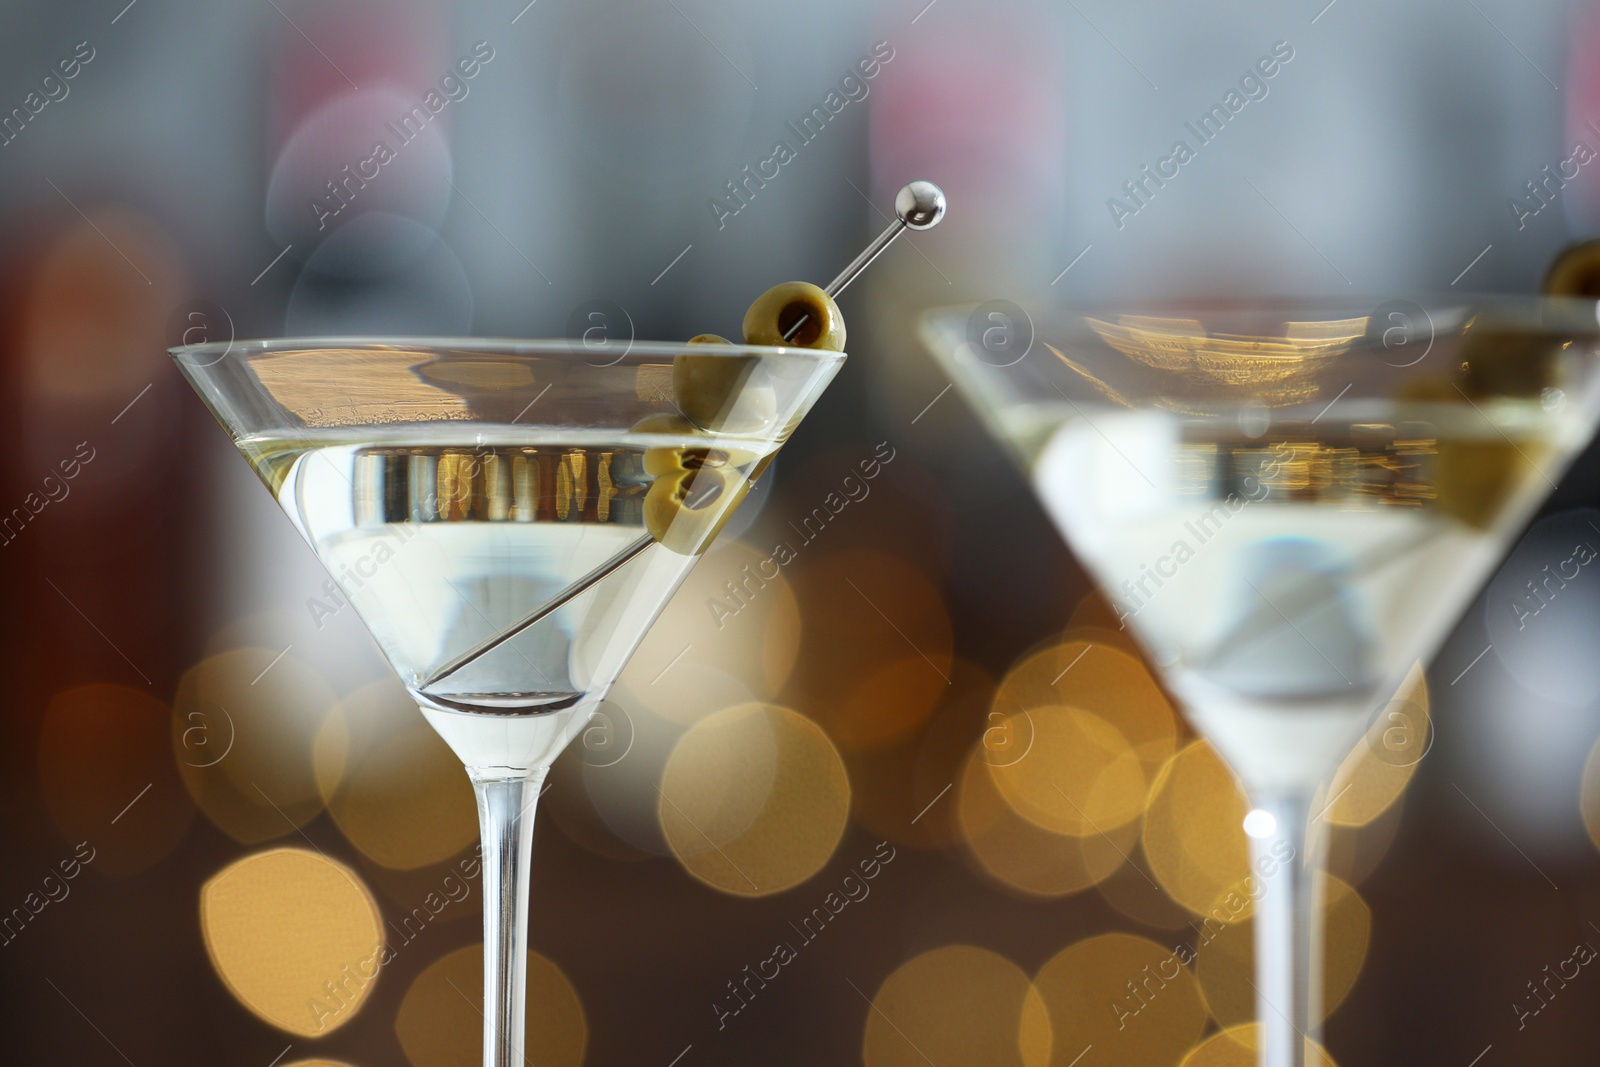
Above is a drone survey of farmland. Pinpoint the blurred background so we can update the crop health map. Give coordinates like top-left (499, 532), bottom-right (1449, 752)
top-left (4, 0), bottom-right (1600, 1064)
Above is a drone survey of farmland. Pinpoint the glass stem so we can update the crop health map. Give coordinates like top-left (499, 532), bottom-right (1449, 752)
top-left (471, 769), bottom-right (547, 1067)
top-left (1249, 791), bottom-right (1324, 1067)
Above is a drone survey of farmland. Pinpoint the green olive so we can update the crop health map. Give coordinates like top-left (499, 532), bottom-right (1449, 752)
top-left (631, 410), bottom-right (749, 552)
top-left (631, 412), bottom-right (699, 436)
top-left (678, 335), bottom-right (737, 416)
top-left (1403, 317), bottom-right (1557, 529)
top-left (673, 352), bottom-right (760, 428)
top-left (1544, 239), bottom-right (1600, 297)
top-left (644, 441), bottom-right (735, 477)
top-left (1392, 246), bottom-right (1600, 528)
top-left (632, 413), bottom-right (702, 475)
top-left (741, 281), bottom-right (845, 351)
top-left (673, 331), bottom-right (780, 431)
top-left (642, 462), bottom-right (748, 554)
top-left (631, 411), bottom-right (756, 470)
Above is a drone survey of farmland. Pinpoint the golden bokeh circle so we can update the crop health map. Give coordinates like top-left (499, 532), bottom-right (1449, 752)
top-left (1143, 741), bottom-right (1251, 916)
top-left (200, 848), bottom-right (383, 1036)
top-left (959, 746), bottom-right (1130, 897)
top-left (1325, 663), bottom-right (1430, 827)
top-left (1034, 933), bottom-right (1208, 1067)
top-left (1178, 1024), bottom-right (1336, 1066)
top-left (38, 684), bottom-right (194, 876)
top-left (396, 944), bottom-right (586, 1067)
top-left (987, 705), bottom-right (1146, 837)
top-left (993, 640), bottom-right (1177, 773)
top-left (614, 540), bottom-right (802, 725)
top-left (659, 703), bottom-right (851, 896)
top-left (314, 678), bottom-right (477, 870)
top-left (173, 647), bottom-right (337, 844)
top-left (1193, 873), bottom-right (1372, 1027)
top-left (863, 945), bottom-right (1050, 1067)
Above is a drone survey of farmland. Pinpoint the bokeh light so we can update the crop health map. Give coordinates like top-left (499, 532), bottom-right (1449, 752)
top-left (1193, 873), bottom-right (1372, 1027)
top-left (987, 704), bottom-right (1147, 837)
top-left (1033, 933), bottom-right (1208, 1067)
top-left (19, 207), bottom-right (185, 408)
top-left (992, 639), bottom-right (1178, 774)
top-left (314, 677), bottom-right (477, 870)
top-left (38, 684), bottom-right (194, 876)
top-left (1143, 741), bottom-right (1251, 916)
top-left (841, 654), bottom-right (954, 749)
top-left (200, 848), bottom-right (383, 1036)
top-left (613, 540), bottom-right (801, 726)
top-left (396, 944), bottom-right (586, 1067)
top-left (557, 698), bottom-right (682, 859)
top-left (1324, 664), bottom-right (1431, 827)
top-left (173, 647), bottom-right (337, 844)
top-left (1242, 809), bottom-right (1277, 839)
top-left (1178, 1024), bottom-right (1336, 1066)
top-left (1580, 732), bottom-right (1600, 855)
top-left (658, 703), bottom-right (850, 895)
top-left (544, 715), bottom-right (659, 864)
top-left (265, 88), bottom-right (452, 255)
top-left (863, 945), bottom-right (1050, 1067)
top-left (959, 744), bottom-right (1131, 897)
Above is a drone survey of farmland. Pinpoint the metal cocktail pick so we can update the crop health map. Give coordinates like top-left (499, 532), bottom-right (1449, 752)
top-left (420, 181), bottom-right (946, 691)
top-left (782, 180), bottom-right (947, 341)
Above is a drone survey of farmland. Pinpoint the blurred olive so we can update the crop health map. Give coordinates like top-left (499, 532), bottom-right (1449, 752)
top-left (1543, 238), bottom-right (1600, 297)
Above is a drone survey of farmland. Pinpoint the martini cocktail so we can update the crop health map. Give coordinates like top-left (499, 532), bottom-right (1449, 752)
top-left (173, 181), bottom-right (944, 1067)
top-left (924, 298), bottom-right (1600, 1066)
top-left (172, 338), bottom-right (841, 1064)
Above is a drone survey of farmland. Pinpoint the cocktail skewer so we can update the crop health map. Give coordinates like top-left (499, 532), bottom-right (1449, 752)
top-left (782, 180), bottom-right (946, 340)
top-left (419, 181), bottom-right (946, 692)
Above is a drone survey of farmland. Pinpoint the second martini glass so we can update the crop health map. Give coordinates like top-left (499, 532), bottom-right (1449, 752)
top-left (924, 298), bottom-right (1600, 1066)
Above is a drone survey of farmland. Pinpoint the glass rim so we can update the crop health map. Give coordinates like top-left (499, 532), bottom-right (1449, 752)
top-left (167, 335), bottom-right (847, 365)
top-left (921, 293), bottom-right (1600, 316)
top-left (917, 292), bottom-right (1600, 425)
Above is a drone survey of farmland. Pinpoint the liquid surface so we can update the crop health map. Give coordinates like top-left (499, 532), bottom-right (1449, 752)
top-left (244, 425), bottom-right (769, 719)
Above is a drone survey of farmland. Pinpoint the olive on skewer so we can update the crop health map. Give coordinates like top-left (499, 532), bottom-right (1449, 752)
top-left (640, 181), bottom-right (946, 555)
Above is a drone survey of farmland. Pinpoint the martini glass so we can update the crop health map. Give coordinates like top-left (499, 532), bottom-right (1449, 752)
top-left (923, 298), bottom-right (1600, 1066)
top-left (171, 181), bottom-right (944, 1067)
top-left (171, 337), bottom-right (841, 1064)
